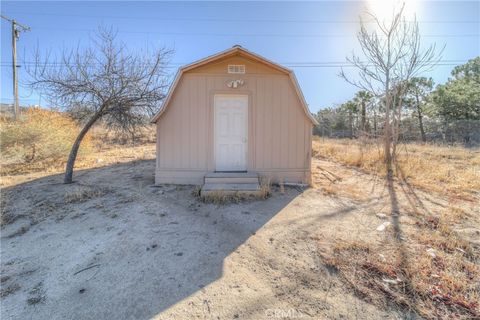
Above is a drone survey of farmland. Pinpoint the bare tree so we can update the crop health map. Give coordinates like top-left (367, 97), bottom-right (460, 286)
top-left (28, 28), bottom-right (171, 183)
top-left (340, 4), bottom-right (442, 175)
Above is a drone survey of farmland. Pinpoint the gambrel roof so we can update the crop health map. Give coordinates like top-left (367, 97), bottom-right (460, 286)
top-left (151, 45), bottom-right (318, 124)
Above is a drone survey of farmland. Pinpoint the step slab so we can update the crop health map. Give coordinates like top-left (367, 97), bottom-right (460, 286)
top-left (204, 172), bottom-right (259, 185)
top-left (201, 183), bottom-right (261, 197)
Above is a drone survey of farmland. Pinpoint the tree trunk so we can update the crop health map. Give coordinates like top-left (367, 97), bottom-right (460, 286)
top-left (392, 87), bottom-right (404, 162)
top-left (348, 110), bottom-right (353, 138)
top-left (355, 111), bottom-right (359, 137)
top-left (361, 101), bottom-right (366, 134)
top-left (384, 74), bottom-right (392, 177)
top-left (384, 95), bottom-right (393, 177)
top-left (384, 34), bottom-right (393, 178)
top-left (416, 95), bottom-right (426, 142)
top-left (64, 113), bottom-right (102, 184)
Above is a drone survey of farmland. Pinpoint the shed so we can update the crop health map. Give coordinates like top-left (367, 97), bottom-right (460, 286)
top-left (151, 46), bottom-right (317, 192)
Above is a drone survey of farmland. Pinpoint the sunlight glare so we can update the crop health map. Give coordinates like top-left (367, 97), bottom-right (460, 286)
top-left (367, 0), bottom-right (419, 20)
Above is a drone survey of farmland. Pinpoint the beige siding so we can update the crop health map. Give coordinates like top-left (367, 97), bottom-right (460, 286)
top-left (189, 56), bottom-right (284, 75)
top-left (156, 54), bottom-right (312, 185)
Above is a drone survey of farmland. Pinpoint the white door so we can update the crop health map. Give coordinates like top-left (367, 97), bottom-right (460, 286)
top-left (214, 95), bottom-right (248, 171)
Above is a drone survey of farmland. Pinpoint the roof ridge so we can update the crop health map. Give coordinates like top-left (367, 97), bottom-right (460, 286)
top-left (151, 47), bottom-right (318, 125)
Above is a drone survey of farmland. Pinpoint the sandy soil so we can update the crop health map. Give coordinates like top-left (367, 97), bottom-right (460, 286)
top-left (1, 158), bottom-right (478, 319)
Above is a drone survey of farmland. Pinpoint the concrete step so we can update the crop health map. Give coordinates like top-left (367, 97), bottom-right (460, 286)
top-left (201, 183), bottom-right (261, 197)
top-left (204, 172), bottom-right (259, 184)
top-left (205, 176), bottom-right (259, 184)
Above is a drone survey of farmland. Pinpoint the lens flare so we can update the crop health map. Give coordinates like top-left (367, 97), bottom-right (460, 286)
top-left (367, 0), bottom-right (419, 19)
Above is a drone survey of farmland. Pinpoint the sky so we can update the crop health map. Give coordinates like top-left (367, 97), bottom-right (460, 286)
top-left (1, 1), bottom-right (479, 113)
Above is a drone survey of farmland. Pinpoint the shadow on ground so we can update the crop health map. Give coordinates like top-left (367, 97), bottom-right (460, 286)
top-left (1, 159), bottom-right (302, 319)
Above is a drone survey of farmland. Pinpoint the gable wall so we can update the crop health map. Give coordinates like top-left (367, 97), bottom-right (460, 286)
top-left (185, 56), bottom-right (284, 75)
top-left (156, 54), bottom-right (312, 184)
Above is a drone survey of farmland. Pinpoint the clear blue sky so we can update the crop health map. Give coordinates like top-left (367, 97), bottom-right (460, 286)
top-left (1, 1), bottom-right (479, 112)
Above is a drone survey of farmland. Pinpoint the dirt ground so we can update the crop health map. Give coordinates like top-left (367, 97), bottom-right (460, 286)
top-left (1, 156), bottom-right (478, 319)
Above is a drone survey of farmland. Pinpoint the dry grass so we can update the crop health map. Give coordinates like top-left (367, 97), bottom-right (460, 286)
top-left (0, 110), bottom-right (157, 187)
top-left (0, 108), bottom-right (94, 175)
top-left (319, 205), bottom-right (480, 319)
top-left (321, 241), bottom-right (479, 319)
top-left (89, 124), bottom-right (156, 146)
top-left (64, 185), bottom-right (111, 203)
top-left (198, 177), bottom-right (271, 204)
top-left (312, 137), bottom-right (480, 200)
top-left (199, 189), bottom-right (271, 205)
top-left (1, 144), bottom-right (156, 188)
top-left (0, 283), bottom-right (21, 298)
top-left (200, 191), bottom-right (252, 205)
top-left (258, 176), bottom-right (272, 199)
top-left (313, 137), bottom-right (479, 318)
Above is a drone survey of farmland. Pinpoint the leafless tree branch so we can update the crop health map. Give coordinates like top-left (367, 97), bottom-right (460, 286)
top-left (339, 4), bottom-right (443, 174)
top-left (26, 26), bottom-right (172, 183)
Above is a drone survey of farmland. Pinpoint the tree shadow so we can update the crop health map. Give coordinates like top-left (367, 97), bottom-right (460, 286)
top-left (0, 159), bottom-right (304, 319)
top-left (387, 162), bottom-right (428, 316)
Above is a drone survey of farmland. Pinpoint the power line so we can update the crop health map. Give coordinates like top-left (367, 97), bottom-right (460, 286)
top-left (0, 62), bottom-right (468, 69)
top-left (23, 27), bottom-right (478, 38)
top-left (2, 11), bottom-right (479, 24)
top-left (0, 59), bottom-right (470, 65)
top-left (2, 16), bottom-right (476, 38)
top-left (1, 98), bottom-right (39, 102)
top-left (285, 63), bottom-right (465, 68)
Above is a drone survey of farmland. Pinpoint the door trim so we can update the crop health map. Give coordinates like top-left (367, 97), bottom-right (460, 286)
top-left (213, 94), bottom-right (248, 172)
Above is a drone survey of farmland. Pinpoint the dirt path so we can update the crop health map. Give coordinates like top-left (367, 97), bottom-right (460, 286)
top-left (1, 158), bottom-right (477, 319)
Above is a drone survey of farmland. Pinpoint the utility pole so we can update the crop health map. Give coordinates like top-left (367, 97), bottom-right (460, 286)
top-left (1, 15), bottom-right (30, 120)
